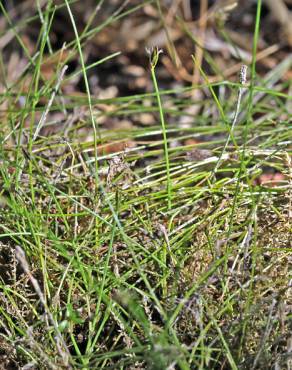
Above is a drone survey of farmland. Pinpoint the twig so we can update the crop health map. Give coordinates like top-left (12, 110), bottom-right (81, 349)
top-left (15, 246), bottom-right (72, 368)
top-left (251, 298), bottom-right (277, 370)
top-left (192, 0), bottom-right (208, 87)
top-left (33, 65), bottom-right (68, 141)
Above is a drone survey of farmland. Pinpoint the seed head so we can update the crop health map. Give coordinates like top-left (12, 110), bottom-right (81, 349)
top-left (239, 65), bottom-right (248, 84)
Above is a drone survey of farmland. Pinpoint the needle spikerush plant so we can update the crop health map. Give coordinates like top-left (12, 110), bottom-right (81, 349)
top-left (0, 0), bottom-right (291, 369)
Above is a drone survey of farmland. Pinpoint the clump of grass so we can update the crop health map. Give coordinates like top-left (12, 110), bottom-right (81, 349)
top-left (0, 1), bottom-right (291, 369)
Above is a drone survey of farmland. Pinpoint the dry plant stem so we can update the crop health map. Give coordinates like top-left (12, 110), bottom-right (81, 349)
top-left (182, 0), bottom-right (192, 20)
top-left (193, 0), bottom-right (238, 25)
top-left (192, 0), bottom-right (208, 87)
top-left (213, 65), bottom-right (247, 174)
top-left (25, 326), bottom-right (59, 370)
top-left (251, 298), bottom-right (277, 370)
top-left (155, 0), bottom-right (180, 67)
top-left (33, 64), bottom-right (68, 141)
top-left (15, 246), bottom-right (72, 368)
top-left (166, 0), bottom-right (182, 22)
top-left (207, 44), bottom-right (280, 83)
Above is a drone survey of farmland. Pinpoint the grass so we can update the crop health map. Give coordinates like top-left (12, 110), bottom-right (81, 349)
top-left (0, 1), bottom-right (291, 369)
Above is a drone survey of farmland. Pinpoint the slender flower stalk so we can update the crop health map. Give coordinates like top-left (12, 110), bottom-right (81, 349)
top-left (213, 65), bottom-right (248, 174)
top-left (148, 47), bottom-right (172, 210)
